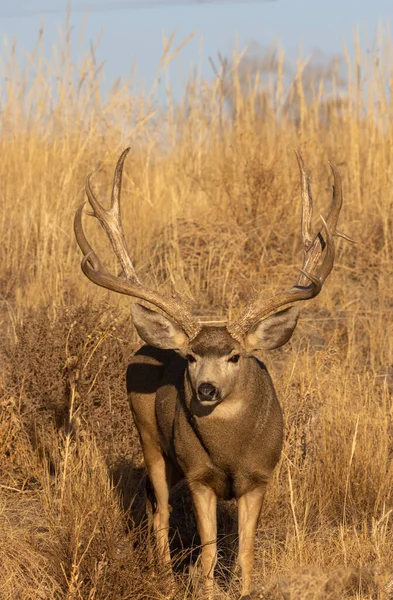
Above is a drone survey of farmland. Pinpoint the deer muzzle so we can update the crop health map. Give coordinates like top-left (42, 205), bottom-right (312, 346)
top-left (197, 382), bottom-right (219, 403)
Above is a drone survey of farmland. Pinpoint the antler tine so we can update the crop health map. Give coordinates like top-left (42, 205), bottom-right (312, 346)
top-left (74, 202), bottom-right (109, 273)
top-left (228, 154), bottom-right (346, 341)
top-left (85, 148), bottom-right (138, 281)
top-left (111, 146), bottom-right (130, 215)
top-left (316, 215), bottom-right (335, 285)
top-left (74, 150), bottom-right (202, 340)
top-left (326, 161), bottom-right (342, 231)
top-left (325, 163), bottom-right (355, 241)
top-left (294, 149), bottom-right (313, 250)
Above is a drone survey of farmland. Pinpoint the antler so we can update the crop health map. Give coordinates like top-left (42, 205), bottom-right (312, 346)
top-left (74, 148), bottom-right (201, 339)
top-left (228, 151), bottom-right (350, 341)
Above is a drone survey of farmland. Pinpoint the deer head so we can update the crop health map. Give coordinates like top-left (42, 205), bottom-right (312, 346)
top-left (74, 148), bottom-right (349, 404)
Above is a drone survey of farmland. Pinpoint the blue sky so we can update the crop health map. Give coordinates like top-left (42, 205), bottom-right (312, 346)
top-left (0, 1), bottom-right (392, 98)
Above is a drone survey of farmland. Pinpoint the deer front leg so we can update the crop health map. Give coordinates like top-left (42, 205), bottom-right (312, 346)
top-left (143, 451), bottom-right (179, 600)
top-left (129, 387), bottom-right (173, 569)
top-left (145, 452), bottom-right (173, 566)
top-left (238, 486), bottom-right (266, 599)
top-left (190, 482), bottom-right (217, 599)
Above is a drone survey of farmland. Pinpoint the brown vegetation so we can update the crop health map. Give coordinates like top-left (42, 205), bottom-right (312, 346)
top-left (1, 21), bottom-right (393, 600)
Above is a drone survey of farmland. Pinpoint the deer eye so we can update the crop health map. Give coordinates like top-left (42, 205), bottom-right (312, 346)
top-left (228, 354), bottom-right (240, 364)
top-left (186, 354), bottom-right (196, 364)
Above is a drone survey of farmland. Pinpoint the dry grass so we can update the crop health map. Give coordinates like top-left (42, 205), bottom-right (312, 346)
top-left (1, 19), bottom-right (393, 600)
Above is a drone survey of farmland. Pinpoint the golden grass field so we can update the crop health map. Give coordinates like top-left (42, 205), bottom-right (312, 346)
top-left (1, 21), bottom-right (393, 600)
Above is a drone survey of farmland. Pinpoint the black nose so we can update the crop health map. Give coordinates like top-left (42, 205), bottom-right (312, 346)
top-left (198, 382), bottom-right (217, 401)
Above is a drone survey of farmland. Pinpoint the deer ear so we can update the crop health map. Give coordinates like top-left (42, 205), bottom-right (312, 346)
top-left (243, 306), bottom-right (300, 352)
top-left (131, 303), bottom-right (189, 353)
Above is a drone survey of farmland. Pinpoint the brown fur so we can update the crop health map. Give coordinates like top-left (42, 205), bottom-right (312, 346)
top-left (127, 324), bottom-right (284, 599)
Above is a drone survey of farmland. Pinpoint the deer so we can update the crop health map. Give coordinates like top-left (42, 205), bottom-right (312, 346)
top-left (74, 148), bottom-right (349, 599)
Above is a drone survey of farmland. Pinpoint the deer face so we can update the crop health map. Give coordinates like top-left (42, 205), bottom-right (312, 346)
top-left (184, 326), bottom-right (242, 405)
top-left (130, 303), bottom-right (300, 406)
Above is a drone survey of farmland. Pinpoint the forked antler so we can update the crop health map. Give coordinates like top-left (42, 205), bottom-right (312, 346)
top-left (74, 148), bottom-right (201, 339)
top-left (228, 150), bottom-right (351, 340)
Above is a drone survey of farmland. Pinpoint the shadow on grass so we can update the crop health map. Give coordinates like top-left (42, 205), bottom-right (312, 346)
top-left (110, 455), bottom-right (239, 591)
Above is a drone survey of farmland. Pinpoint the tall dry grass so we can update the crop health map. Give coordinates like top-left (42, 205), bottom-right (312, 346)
top-left (1, 18), bottom-right (393, 600)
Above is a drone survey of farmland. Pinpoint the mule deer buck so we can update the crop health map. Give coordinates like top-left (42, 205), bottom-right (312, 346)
top-left (74, 148), bottom-right (349, 599)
